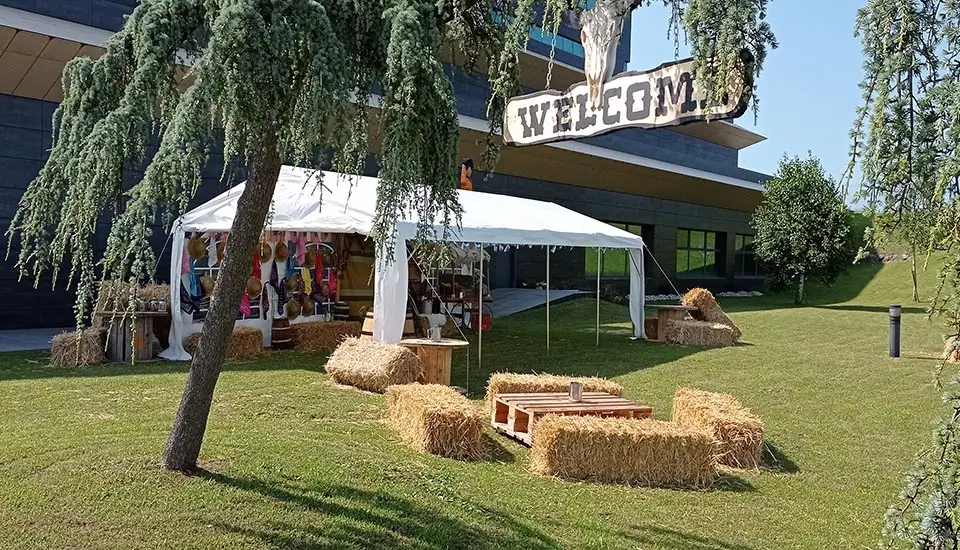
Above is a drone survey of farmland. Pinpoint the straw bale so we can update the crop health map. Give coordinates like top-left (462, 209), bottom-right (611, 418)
top-left (945, 337), bottom-right (960, 363)
top-left (530, 415), bottom-right (717, 488)
top-left (385, 383), bottom-right (486, 460)
top-left (291, 321), bottom-right (361, 352)
top-left (663, 319), bottom-right (736, 348)
top-left (682, 287), bottom-right (742, 339)
top-left (672, 387), bottom-right (764, 469)
top-left (324, 337), bottom-right (423, 393)
top-left (184, 326), bottom-right (264, 360)
top-left (51, 328), bottom-right (106, 367)
top-left (485, 372), bottom-right (622, 409)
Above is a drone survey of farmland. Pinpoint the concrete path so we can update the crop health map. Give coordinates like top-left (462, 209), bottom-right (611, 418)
top-left (0, 327), bottom-right (70, 352)
top-left (489, 288), bottom-right (586, 318)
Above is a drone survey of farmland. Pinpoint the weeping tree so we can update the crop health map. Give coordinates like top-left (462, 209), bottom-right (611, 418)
top-left (850, 0), bottom-right (960, 547)
top-left (6, 0), bottom-right (776, 472)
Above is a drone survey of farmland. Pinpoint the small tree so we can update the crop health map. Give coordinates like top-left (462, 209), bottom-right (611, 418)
top-left (752, 154), bottom-right (853, 305)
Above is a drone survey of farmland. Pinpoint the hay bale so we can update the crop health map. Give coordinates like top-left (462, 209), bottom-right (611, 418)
top-left (291, 321), bottom-right (361, 352)
top-left (386, 383), bottom-right (486, 460)
top-left (530, 415), bottom-right (717, 488)
top-left (51, 328), bottom-right (106, 367)
top-left (664, 319), bottom-right (737, 348)
top-left (672, 387), bottom-right (764, 469)
top-left (324, 337), bottom-right (423, 393)
top-left (183, 326), bottom-right (263, 360)
top-left (485, 372), bottom-right (623, 409)
top-left (945, 336), bottom-right (960, 363)
top-left (682, 288), bottom-right (742, 340)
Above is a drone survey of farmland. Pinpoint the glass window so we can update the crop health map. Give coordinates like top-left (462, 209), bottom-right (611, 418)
top-left (677, 228), bottom-right (722, 278)
top-left (734, 234), bottom-right (764, 277)
top-left (586, 222), bottom-right (650, 278)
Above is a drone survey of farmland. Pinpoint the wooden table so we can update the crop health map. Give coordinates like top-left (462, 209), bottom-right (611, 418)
top-left (654, 305), bottom-right (698, 342)
top-left (491, 392), bottom-right (653, 445)
top-left (94, 311), bottom-right (168, 363)
top-left (400, 338), bottom-right (469, 386)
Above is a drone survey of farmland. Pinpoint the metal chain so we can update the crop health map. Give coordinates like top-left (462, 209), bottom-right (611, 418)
top-left (545, 15), bottom-right (559, 89)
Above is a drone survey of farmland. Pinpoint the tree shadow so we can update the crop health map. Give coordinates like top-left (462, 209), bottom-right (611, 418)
top-left (0, 349), bottom-right (327, 382)
top-left (762, 441), bottom-right (800, 474)
top-left (617, 524), bottom-right (755, 550)
top-left (812, 304), bottom-right (929, 315)
top-left (205, 472), bottom-right (560, 550)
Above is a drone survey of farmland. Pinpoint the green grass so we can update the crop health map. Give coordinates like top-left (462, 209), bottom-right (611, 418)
top-left (0, 261), bottom-right (952, 549)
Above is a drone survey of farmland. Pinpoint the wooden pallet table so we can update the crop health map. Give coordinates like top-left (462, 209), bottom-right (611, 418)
top-left (491, 392), bottom-right (653, 445)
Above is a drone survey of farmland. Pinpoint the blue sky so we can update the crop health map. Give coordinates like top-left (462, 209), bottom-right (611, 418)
top-left (627, 1), bottom-right (865, 190)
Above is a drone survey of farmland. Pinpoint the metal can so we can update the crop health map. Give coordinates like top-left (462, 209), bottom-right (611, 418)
top-left (569, 381), bottom-right (582, 402)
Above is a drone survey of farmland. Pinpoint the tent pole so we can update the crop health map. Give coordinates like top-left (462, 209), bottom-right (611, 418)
top-left (596, 248), bottom-right (601, 347)
top-left (546, 246), bottom-right (550, 355)
top-left (477, 243), bottom-right (483, 391)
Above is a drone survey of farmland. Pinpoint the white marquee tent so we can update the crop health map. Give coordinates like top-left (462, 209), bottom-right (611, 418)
top-left (160, 166), bottom-right (647, 361)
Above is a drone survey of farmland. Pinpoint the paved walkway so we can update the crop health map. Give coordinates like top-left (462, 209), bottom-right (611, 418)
top-left (489, 288), bottom-right (586, 318)
top-left (0, 327), bottom-right (70, 352)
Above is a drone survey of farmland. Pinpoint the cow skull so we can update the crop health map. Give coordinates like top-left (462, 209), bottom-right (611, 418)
top-left (579, 0), bottom-right (631, 110)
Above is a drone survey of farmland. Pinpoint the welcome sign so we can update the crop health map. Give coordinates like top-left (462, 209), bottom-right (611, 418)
top-left (503, 55), bottom-right (753, 147)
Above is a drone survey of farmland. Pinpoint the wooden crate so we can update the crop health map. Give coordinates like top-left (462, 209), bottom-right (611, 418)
top-left (97, 312), bottom-right (162, 363)
top-left (491, 392), bottom-right (653, 445)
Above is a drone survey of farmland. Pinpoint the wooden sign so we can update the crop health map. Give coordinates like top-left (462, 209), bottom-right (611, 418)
top-left (503, 54), bottom-right (753, 147)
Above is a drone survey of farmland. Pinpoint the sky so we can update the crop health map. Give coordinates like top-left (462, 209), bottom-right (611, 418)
top-left (627, 1), bottom-right (865, 192)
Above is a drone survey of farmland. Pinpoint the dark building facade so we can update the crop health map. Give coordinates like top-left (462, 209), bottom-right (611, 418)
top-left (0, 1), bottom-right (769, 329)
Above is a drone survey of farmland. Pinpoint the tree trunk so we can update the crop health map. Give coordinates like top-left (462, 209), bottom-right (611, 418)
top-left (911, 243), bottom-right (919, 303)
top-left (795, 273), bottom-right (806, 305)
top-left (162, 128), bottom-right (282, 472)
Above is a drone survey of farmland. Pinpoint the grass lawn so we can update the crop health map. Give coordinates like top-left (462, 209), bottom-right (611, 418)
top-left (0, 261), bottom-right (952, 549)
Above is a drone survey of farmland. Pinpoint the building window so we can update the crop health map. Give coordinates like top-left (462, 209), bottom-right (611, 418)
top-left (735, 234), bottom-right (764, 277)
top-left (676, 229), bottom-right (721, 277)
top-left (491, 10), bottom-right (587, 57)
top-left (585, 223), bottom-right (650, 278)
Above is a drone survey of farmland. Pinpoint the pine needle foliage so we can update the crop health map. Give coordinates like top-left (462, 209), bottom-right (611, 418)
top-left (851, 0), bottom-right (960, 547)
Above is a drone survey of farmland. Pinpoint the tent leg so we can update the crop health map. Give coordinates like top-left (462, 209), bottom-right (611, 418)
top-left (477, 243), bottom-right (483, 393)
top-left (596, 248), bottom-right (601, 347)
top-left (546, 246), bottom-right (550, 355)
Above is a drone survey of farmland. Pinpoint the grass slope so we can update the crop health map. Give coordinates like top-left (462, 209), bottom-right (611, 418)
top-left (0, 261), bottom-right (951, 549)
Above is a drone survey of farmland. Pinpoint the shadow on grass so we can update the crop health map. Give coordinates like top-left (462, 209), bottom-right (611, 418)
top-left (762, 441), bottom-right (800, 474)
top-left (812, 304), bottom-right (929, 315)
top-left (618, 524), bottom-right (756, 550)
top-left (0, 349), bottom-right (328, 382)
top-left (479, 433), bottom-right (518, 464)
top-left (206, 472), bottom-right (559, 549)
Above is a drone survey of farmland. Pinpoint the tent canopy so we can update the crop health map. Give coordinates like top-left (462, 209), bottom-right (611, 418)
top-left (162, 166), bottom-right (646, 360)
top-left (179, 166), bottom-right (646, 250)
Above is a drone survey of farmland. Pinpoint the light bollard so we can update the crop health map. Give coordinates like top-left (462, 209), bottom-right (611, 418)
top-left (889, 304), bottom-right (901, 358)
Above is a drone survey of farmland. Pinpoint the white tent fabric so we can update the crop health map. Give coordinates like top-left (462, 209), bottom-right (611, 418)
top-left (160, 166), bottom-right (646, 360)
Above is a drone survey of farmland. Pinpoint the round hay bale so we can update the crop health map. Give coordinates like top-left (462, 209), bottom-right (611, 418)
top-left (324, 337), bottom-right (423, 393)
top-left (682, 288), bottom-right (742, 340)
